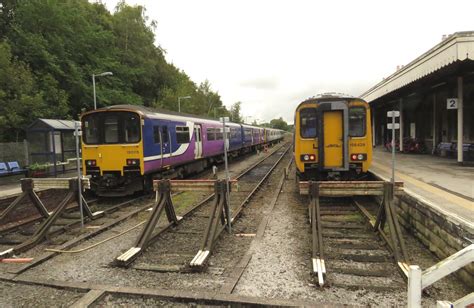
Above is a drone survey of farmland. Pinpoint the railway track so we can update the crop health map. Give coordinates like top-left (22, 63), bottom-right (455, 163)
top-left (0, 197), bottom-right (100, 237)
top-left (121, 143), bottom-right (291, 271)
top-left (0, 143), bottom-right (287, 273)
top-left (315, 197), bottom-right (406, 291)
top-left (0, 196), bottom-right (145, 245)
top-left (0, 144), bottom-right (274, 240)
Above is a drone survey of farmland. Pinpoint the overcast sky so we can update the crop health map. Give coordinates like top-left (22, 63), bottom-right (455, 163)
top-left (102, 0), bottom-right (473, 124)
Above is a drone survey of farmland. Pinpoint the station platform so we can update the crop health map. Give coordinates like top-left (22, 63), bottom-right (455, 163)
top-left (370, 148), bottom-right (474, 232)
top-left (0, 171), bottom-right (79, 199)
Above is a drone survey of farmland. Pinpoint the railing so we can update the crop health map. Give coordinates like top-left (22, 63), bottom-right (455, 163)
top-left (408, 244), bottom-right (474, 308)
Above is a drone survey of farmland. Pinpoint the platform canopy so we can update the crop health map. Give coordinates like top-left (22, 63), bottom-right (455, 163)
top-left (361, 31), bottom-right (474, 103)
top-left (27, 119), bottom-right (80, 131)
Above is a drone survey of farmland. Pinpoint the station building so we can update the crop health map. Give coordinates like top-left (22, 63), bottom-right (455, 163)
top-left (361, 31), bottom-right (474, 164)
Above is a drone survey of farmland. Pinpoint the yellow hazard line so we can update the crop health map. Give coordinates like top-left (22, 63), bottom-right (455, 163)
top-left (370, 160), bottom-right (474, 212)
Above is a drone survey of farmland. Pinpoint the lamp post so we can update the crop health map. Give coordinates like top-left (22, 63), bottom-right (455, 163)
top-left (92, 71), bottom-right (113, 110)
top-left (178, 96), bottom-right (191, 113)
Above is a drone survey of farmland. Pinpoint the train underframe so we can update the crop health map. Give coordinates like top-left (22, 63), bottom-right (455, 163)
top-left (297, 162), bottom-right (370, 182)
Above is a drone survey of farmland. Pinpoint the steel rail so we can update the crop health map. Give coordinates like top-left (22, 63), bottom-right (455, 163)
top-left (119, 143), bottom-right (290, 266)
top-left (352, 198), bottom-right (410, 278)
top-left (0, 198), bottom-right (98, 235)
top-left (2, 144), bottom-right (288, 272)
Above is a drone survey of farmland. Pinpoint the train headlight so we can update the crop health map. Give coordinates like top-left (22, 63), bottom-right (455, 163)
top-left (301, 154), bottom-right (316, 162)
top-left (350, 154), bottom-right (366, 161)
top-left (85, 160), bottom-right (96, 167)
top-left (126, 159), bottom-right (140, 166)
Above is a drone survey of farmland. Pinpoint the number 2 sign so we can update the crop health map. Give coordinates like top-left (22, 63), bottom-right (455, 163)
top-left (447, 98), bottom-right (458, 109)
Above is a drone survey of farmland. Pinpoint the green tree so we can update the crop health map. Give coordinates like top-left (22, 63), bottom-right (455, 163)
top-left (230, 102), bottom-right (243, 123)
top-left (0, 0), bottom-right (225, 140)
top-left (270, 117), bottom-right (289, 131)
top-left (0, 40), bottom-right (69, 141)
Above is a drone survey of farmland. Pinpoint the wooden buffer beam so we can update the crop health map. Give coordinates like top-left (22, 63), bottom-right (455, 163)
top-left (0, 177), bottom-right (102, 258)
top-left (115, 179), bottom-right (238, 268)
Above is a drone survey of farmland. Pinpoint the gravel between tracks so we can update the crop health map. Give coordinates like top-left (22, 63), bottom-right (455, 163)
top-left (0, 280), bottom-right (84, 307)
top-left (1, 141), bottom-right (470, 307)
top-left (2, 144), bottom-right (289, 305)
top-left (233, 162), bottom-right (471, 306)
top-left (92, 294), bottom-right (226, 307)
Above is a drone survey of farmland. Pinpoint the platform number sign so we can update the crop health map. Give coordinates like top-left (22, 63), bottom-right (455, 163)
top-left (447, 98), bottom-right (458, 110)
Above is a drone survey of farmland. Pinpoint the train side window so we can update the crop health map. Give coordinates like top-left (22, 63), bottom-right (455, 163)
top-left (230, 127), bottom-right (239, 139)
top-left (124, 113), bottom-right (140, 143)
top-left (153, 126), bottom-right (161, 144)
top-left (104, 115), bottom-right (119, 143)
top-left (300, 108), bottom-right (317, 138)
top-left (216, 128), bottom-right (223, 140)
top-left (244, 128), bottom-right (252, 139)
top-left (162, 126), bottom-right (169, 143)
top-left (207, 128), bottom-right (216, 141)
top-left (176, 126), bottom-right (190, 144)
top-left (349, 107), bottom-right (366, 137)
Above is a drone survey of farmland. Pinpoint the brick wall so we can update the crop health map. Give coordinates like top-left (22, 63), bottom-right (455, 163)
top-left (395, 192), bottom-right (474, 288)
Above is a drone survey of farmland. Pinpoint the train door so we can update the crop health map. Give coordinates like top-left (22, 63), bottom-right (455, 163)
top-left (323, 111), bottom-right (344, 168)
top-left (224, 126), bottom-right (230, 151)
top-left (161, 125), bottom-right (170, 159)
top-left (194, 124), bottom-right (202, 159)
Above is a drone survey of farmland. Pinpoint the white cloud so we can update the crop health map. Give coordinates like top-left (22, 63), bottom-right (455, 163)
top-left (101, 0), bottom-right (474, 123)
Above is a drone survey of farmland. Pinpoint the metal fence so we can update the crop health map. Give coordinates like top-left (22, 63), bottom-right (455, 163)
top-left (0, 140), bottom-right (28, 167)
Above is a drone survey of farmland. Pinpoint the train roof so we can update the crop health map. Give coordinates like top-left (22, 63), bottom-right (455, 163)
top-left (82, 104), bottom-right (238, 125)
top-left (81, 105), bottom-right (285, 132)
top-left (296, 94), bottom-right (367, 110)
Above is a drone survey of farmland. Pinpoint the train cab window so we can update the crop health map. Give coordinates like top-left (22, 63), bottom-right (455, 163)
top-left (124, 114), bottom-right (140, 143)
top-left (300, 108), bottom-right (317, 138)
top-left (176, 126), bottom-right (190, 144)
top-left (82, 111), bottom-right (141, 144)
top-left (162, 126), bottom-right (169, 143)
top-left (207, 128), bottom-right (216, 141)
top-left (153, 126), bottom-right (161, 144)
top-left (349, 107), bottom-right (366, 137)
top-left (83, 115), bottom-right (100, 144)
top-left (104, 115), bottom-right (119, 143)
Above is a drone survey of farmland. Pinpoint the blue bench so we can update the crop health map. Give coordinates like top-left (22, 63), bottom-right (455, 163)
top-left (436, 142), bottom-right (474, 160)
top-left (0, 162), bottom-right (8, 176)
top-left (0, 161), bottom-right (28, 177)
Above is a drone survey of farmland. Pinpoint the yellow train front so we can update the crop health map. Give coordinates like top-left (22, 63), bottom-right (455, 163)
top-left (294, 94), bottom-right (372, 181)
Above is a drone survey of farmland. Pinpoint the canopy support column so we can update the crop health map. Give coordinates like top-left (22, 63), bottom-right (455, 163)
top-left (432, 93), bottom-right (437, 154)
top-left (457, 76), bottom-right (463, 164)
top-left (399, 98), bottom-right (404, 152)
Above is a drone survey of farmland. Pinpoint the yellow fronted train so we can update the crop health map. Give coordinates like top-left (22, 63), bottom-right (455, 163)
top-left (294, 93), bottom-right (372, 181)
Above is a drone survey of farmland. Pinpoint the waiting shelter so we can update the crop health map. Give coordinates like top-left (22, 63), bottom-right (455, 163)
top-left (361, 31), bottom-right (474, 164)
top-left (26, 119), bottom-right (80, 176)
